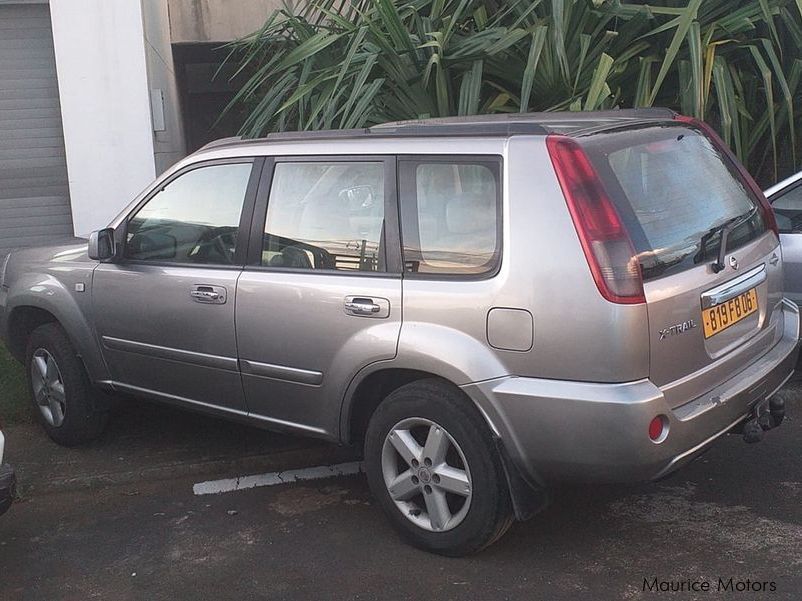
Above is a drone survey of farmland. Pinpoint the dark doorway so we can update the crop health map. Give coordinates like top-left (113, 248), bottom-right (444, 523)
top-left (172, 44), bottom-right (248, 153)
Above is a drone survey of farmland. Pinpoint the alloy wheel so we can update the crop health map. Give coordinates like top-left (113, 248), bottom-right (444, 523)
top-left (381, 417), bottom-right (472, 532)
top-left (30, 348), bottom-right (66, 427)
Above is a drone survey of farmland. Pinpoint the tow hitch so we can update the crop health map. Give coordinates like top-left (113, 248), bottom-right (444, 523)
top-left (741, 395), bottom-right (785, 444)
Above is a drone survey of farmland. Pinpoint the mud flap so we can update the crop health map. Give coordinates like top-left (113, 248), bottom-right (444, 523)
top-left (493, 437), bottom-right (549, 521)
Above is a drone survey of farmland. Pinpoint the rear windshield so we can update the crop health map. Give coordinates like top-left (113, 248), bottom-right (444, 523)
top-left (581, 124), bottom-right (766, 281)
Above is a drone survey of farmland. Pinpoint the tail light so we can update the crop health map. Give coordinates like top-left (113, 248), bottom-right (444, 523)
top-left (546, 135), bottom-right (645, 305)
top-left (674, 115), bottom-right (779, 237)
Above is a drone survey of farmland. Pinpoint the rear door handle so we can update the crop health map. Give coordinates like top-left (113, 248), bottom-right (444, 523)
top-left (190, 285), bottom-right (227, 304)
top-left (344, 296), bottom-right (390, 318)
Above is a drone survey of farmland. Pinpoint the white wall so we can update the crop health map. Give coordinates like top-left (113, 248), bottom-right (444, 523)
top-left (50, 0), bottom-right (157, 236)
top-left (142, 0), bottom-right (186, 175)
top-left (168, 0), bottom-right (283, 43)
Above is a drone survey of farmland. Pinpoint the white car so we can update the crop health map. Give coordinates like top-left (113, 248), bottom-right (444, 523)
top-left (766, 172), bottom-right (802, 305)
top-left (0, 429), bottom-right (15, 516)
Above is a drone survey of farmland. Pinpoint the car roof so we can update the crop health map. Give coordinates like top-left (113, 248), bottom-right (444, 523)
top-left (198, 108), bottom-right (678, 153)
top-left (764, 169), bottom-right (802, 197)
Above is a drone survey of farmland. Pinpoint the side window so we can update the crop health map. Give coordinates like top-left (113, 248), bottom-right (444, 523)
top-left (399, 158), bottom-right (501, 276)
top-left (127, 162), bottom-right (253, 265)
top-left (262, 161), bottom-right (386, 272)
top-left (772, 184), bottom-right (802, 233)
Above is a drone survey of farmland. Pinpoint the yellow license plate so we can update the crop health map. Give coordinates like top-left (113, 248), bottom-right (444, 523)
top-left (702, 288), bottom-right (758, 339)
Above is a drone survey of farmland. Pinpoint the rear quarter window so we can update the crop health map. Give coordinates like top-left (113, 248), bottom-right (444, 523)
top-left (398, 157), bottom-right (501, 277)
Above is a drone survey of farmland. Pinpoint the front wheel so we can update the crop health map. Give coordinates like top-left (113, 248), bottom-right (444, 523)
top-left (25, 323), bottom-right (108, 446)
top-left (364, 379), bottom-right (513, 556)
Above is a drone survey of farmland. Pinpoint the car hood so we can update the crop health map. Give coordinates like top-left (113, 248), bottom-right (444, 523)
top-left (3, 239), bottom-right (94, 289)
top-left (6, 239), bottom-right (90, 265)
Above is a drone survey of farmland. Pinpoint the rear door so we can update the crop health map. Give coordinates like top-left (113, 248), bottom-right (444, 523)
top-left (235, 156), bottom-right (402, 438)
top-left (769, 180), bottom-right (802, 304)
top-left (581, 123), bottom-right (783, 407)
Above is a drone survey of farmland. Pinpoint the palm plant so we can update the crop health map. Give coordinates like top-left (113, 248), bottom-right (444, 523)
top-left (222, 0), bottom-right (802, 183)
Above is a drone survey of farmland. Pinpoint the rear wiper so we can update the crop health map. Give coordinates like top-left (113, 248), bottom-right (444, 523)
top-left (695, 207), bottom-right (757, 273)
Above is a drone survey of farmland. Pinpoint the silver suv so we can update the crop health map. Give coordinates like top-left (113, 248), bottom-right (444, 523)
top-left (0, 109), bottom-right (798, 555)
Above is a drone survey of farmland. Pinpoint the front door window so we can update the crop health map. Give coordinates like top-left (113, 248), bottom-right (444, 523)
top-left (126, 162), bottom-right (253, 265)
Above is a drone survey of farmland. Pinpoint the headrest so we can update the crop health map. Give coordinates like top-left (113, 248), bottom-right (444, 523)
top-left (445, 193), bottom-right (496, 235)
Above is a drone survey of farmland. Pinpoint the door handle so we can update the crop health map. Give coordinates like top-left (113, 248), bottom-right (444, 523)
top-left (190, 285), bottom-right (227, 304)
top-left (344, 296), bottom-right (390, 318)
top-left (344, 298), bottom-right (381, 315)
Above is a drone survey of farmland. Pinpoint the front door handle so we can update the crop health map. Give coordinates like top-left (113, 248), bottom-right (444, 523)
top-left (191, 285), bottom-right (227, 304)
top-left (344, 296), bottom-right (390, 318)
top-left (345, 299), bottom-right (380, 315)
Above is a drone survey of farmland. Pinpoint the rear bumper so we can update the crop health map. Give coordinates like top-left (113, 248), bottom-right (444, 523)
top-left (0, 463), bottom-right (15, 516)
top-left (464, 299), bottom-right (800, 485)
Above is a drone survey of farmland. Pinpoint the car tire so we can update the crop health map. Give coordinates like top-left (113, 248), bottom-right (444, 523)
top-left (364, 378), bottom-right (513, 556)
top-left (25, 323), bottom-right (108, 447)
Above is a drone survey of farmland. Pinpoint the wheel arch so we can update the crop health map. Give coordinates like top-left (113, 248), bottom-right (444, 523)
top-left (6, 305), bottom-right (59, 361)
top-left (4, 275), bottom-right (109, 383)
top-left (340, 324), bottom-right (510, 445)
top-left (340, 365), bottom-right (503, 447)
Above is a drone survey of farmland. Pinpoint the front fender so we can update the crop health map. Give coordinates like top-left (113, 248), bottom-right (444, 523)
top-left (4, 271), bottom-right (109, 383)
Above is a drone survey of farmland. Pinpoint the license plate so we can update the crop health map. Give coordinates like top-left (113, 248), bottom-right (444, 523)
top-left (702, 288), bottom-right (758, 338)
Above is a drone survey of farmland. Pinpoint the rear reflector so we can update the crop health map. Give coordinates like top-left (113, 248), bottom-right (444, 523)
top-left (649, 415), bottom-right (667, 442)
top-left (546, 135), bottom-right (646, 305)
top-left (674, 115), bottom-right (779, 238)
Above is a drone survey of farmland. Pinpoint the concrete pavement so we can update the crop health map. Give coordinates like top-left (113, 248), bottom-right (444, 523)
top-left (1, 386), bottom-right (802, 600)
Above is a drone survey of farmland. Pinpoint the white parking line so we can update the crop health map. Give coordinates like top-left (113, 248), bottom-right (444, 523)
top-left (192, 461), bottom-right (364, 496)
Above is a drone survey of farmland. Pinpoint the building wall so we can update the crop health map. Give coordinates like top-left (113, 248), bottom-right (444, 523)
top-left (142, 0), bottom-right (186, 174)
top-left (49, 0), bottom-right (157, 236)
top-left (168, 0), bottom-right (283, 43)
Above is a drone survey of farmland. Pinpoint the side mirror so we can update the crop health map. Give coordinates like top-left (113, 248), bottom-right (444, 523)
top-left (88, 228), bottom-right (116, 261)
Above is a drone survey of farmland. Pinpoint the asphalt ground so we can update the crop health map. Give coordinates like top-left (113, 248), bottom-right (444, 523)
top-left (1, 382), bottom-right (802, 601)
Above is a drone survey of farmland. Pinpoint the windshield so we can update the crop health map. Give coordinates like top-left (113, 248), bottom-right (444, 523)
top-left (580, 124), bottom-right (766, 280)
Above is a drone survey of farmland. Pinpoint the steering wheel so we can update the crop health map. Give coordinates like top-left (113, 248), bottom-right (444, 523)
top-left (195, 228), bottom-right (236, 264)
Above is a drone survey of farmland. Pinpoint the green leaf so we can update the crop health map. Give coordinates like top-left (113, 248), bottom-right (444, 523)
top-left (748, 45), bottom-right (777, 180)
top-left (648, 0), bottom-right (703, 106)
top-left (550, 0), bottom-right (570, 84)
top-left (458, 60), bottom-right (484, 116)
top-left (573, 33), bottom-right (591, 95)
top-left (275, 31), bottom-right (342, 71)
top-left (685, 21), bottom-right (703, 117)
top-left (760, 38), bottom-right (796, 166)
top-left (584, 53), bottom-right (614, 110)
top-left (519, 25), bottom-right (548, 112)
top-left (373, 0), bottom-right (416, 53)
top-left (340, 53), bottom-right (379, 127)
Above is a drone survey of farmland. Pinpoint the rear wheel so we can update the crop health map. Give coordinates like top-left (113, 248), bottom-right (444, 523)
top-left (364, 379), bottom-right (513, 556)
top-left (25, 323), bottom-right (108, 446)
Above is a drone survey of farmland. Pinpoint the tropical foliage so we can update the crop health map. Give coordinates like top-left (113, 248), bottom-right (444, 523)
top-left (223, 0), bottom-right (802, 183)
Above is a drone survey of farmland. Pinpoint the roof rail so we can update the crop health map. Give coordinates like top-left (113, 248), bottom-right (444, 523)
top-left (198, 136), bottom-right (243, 151)
top-left (194, 108), bottom-right (678, 150)
top-left (262, 121), bottom-right (548, 141)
